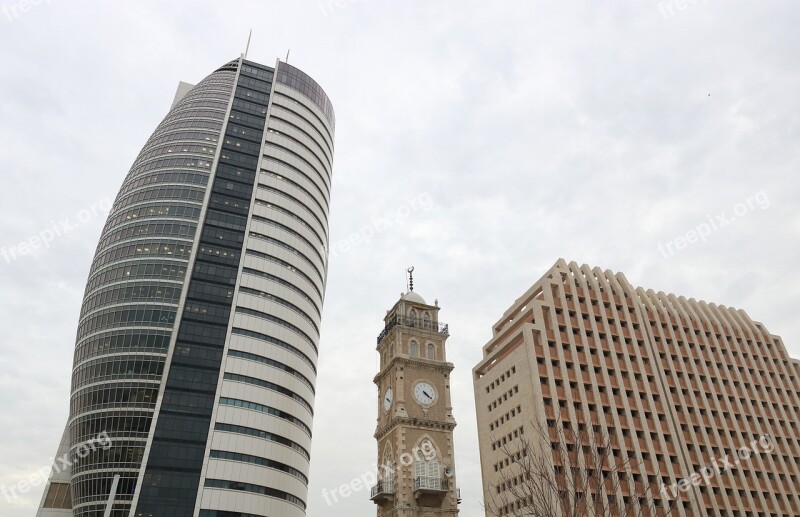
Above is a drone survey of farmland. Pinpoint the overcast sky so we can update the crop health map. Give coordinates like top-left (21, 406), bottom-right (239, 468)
top-left (1, 1), bottom-right (799, 516)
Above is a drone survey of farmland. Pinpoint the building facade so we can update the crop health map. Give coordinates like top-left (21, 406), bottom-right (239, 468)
top-left (473, 259), bottom-right (800, 516)
top-left (37, 55), bottom-right (335, 517)
top-left (371, 284), bottom-right (461, 517)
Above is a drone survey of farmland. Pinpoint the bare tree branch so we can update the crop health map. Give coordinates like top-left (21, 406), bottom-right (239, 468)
top-left (484, 405), bottom-right (677, 517)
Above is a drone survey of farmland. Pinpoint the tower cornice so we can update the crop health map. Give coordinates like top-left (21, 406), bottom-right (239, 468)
top-left (373, 356), bottom-right (454, 384)
top-left (374, 416), bottom-right (458, 440)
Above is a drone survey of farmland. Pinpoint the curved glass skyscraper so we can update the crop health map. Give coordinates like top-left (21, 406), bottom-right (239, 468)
top-left (37, 56), bottom-right (334, 517)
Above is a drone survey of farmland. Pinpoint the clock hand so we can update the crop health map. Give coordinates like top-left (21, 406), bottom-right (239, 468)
top-left (423, 391), bottom-right (432, 399)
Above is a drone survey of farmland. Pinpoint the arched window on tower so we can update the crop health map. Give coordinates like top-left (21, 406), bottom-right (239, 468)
top-left (427, 344), bottom-right (435, 360)
top-left (422, 311), bottom-right (431, 330)
top-left (409, 340), bottom-right (418, 357)
top-left (413, 440), bottom-right (441, 490)
top-left (381, 445), bottom-right (395, 493)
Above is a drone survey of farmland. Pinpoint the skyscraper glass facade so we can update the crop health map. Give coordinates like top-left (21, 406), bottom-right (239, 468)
top-left (38, 56), bottom-right (334, 517)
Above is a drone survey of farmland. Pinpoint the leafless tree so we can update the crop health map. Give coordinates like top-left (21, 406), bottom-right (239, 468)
top-left (484, 412), bottom-right (676, 517)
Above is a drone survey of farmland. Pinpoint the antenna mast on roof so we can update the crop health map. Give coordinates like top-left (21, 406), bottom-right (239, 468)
top-left (285, 49), bottom-right (291, 63)
top-left (244, 29), bottom-right (252, 58)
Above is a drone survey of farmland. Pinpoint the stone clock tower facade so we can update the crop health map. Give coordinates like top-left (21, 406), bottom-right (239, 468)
top-left (370, 280), bottom-right (460, 517)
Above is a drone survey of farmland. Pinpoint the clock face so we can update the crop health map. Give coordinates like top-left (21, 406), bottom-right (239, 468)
top-left (383, 388), bottom-right (393, 412)
top-left (413, 382), bottom-right (436, 405)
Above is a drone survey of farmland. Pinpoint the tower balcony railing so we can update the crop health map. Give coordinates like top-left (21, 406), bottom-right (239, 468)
top-left (414, 476), bottom-right (449, 492)
top-left (370, 480), bottom-right (395, 498)
top-left (377, 314), bottom-right (449, 343)
top-left (370, 480), bottom-right (395, 504)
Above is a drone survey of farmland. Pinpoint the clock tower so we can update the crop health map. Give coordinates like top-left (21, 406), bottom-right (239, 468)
top-left (370, 271), bottom-right (460, 517)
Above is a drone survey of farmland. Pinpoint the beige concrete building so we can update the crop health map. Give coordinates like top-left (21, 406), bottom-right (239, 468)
top-left (473, 259), bottom-right (800, 516)
top-left (371, 282), bottom-right (461, 516)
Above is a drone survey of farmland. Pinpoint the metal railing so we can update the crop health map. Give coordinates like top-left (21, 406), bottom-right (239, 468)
top-left (377, 314), bottom-right (449, 343)
top-left (414, 476), bottom-right (449, 491)
top-left (370, 481), bottom-right (395, 498)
